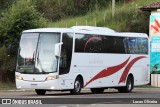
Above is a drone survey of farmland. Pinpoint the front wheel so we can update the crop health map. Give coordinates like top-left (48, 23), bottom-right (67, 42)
top-left (35, 89), bottom-right (46, 95)
top-left (118, 76), bottom-right (134, 93)
top-left (70, 77), bottom-right (82, 95)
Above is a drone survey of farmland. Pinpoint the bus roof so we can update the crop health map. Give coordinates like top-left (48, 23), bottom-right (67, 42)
top-left (71, 26), bottom-right (115, 32)
top-left (23, 28), bottom-right (73, 33)
top-left (23, 26), bottom-right (148, 38)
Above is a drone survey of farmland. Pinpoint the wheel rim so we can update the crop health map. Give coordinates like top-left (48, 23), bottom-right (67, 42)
top-left (75, 80), bottom-right (81, 92)
top-left (127, 79), bottom-right (132, 91)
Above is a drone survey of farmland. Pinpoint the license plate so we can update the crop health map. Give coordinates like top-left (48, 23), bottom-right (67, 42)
top-left (30, 83), bottom-right (38, 86)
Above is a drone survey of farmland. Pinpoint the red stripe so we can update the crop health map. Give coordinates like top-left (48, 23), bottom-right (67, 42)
top-left (151, 25), bottom-right (159, 32)
top-left (118, 56), bottom-right (147, 84)
top-left (84, 56), bottom-right (130, 87)
top-left (155, 19), bottom-right (160, 28)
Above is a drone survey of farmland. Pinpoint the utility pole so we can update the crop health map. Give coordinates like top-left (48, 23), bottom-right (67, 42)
top-left (112, 0), bottom-right (115, 18)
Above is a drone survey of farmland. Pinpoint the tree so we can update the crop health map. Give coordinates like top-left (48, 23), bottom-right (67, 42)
top-left (0, 0), bottom-right (14, 11)
top-left (0, 0), bottom-right (47, 47)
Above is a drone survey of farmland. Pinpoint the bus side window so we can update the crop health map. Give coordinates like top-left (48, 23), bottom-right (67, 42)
top-left (113, 37), bottom-right (125, 53)
top-left (104, 36), bottom-right (126, 54)
top-left (128, 38), bottom-right (137, 54)
top-left (123, 38), bottom-right (129, 54)
top-left (75, 34), bottom-right (86, 52)
top-left (84, 35), bottom-right (103, 53)
top-left (136, 38), bottom-right (148, 54)
top-left (59, 33), bottom-right (73, 75)
top-left (127, 37), bottom-right (148, 54)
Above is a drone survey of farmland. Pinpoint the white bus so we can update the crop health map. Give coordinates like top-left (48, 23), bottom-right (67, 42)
top-left (15, 26), bottom-right (150, 95)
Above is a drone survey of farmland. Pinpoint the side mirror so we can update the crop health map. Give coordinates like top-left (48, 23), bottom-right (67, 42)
top-left (54, 42), bottom-right (63, 57)
top-left (7, 44), bottom-right (13, 56)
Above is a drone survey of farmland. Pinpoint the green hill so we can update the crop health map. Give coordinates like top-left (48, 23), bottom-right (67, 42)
top-left (48, 0), bottom-right (159, 34)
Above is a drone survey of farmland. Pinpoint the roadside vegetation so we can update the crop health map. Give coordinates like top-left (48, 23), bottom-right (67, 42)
top-left (0, 0), bottom-right (47, 84)
top-left (49, 0), bottom-right (159, 34)
top-left (0, 82), bottom-right (16, 90)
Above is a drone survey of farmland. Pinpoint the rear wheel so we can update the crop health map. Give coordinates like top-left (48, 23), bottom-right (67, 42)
top-left (90, 88), bottom-right (104, 94)
top-left (35, 89), bottom-right (46, 95)
top-left (118, 76), bottom-right (134, 93)
top-left (70, 77), bottom-right (82, 95)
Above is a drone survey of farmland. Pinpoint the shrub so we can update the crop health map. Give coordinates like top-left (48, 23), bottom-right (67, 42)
top-left (0, 0), bottom-right (14, 13)
top-left (0, 46), bottom-right (16, 83)
top-left (33, 0), bottom-right (111, 21)
top-left (97, 2), bottom-right (150, 34)
top-left (0, 0), bottom-right (47, 83)
top-left (127, 11), bottom-right (150, 34)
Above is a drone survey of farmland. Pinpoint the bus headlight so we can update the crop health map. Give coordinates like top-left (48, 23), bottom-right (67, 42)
top-left (46, 76), bottom-right (59, 81)
top-left (16, 75), bottom-right (23, 80)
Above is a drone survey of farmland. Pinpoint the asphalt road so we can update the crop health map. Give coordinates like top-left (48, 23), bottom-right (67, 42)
top-left (1, 88), bottom-right (160, 98)
top-left (0, 88), bottom-right (160, 107)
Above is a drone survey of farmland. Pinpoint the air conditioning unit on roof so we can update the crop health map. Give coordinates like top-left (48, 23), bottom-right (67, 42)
top-left (71, 26), bottom-right (115, 32)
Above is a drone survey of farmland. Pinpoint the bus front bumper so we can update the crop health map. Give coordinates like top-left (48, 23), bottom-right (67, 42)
top-left (16, 79), bottom-right (61, 90)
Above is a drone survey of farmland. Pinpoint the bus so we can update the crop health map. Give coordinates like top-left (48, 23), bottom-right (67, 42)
top-left (15, 26), bottom-right (150, 95)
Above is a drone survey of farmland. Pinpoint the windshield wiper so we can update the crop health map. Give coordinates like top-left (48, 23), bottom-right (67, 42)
top-left (36, 51), bottom-right (46, 73)
top-left (32, 51), bottom-right (35, 62)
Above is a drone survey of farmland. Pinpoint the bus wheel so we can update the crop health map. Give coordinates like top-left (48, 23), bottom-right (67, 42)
top-left (118, 76), bottom-right (134, 93)
top-left (90, 88), bottom-right (104, 94)
top-left (35, 89), bottom-right (46, 95)
top-left (70, 77), bottom-right (82, 95)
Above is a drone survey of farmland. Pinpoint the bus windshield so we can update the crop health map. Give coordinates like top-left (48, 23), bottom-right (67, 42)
top-left (17, 33), bottom-right (60, 74)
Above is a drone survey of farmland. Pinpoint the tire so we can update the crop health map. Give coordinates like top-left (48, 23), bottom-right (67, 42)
top-left (70, 77), bottom-right (82, 95)
top-left (90, 88), bottom-right (104, 94)
top-left (35, 89), bottom-right (46, 95)
top-left (118, 76), bottom-right (134, 93)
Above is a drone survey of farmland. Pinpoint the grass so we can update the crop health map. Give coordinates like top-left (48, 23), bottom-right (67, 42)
top-left (0, 82), bottom-right (16, 90)
top-left (48, 0), bottom-right (160, 33)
